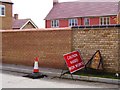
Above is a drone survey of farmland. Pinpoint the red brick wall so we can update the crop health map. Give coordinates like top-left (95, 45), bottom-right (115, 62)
top-left (78, 18), bottom-right (82, 25)
top-left (45, 20), bottom-right (51, 28)
top-left (110, 16), bottom-right (117, 24)
top-left (59, 19), bottom-right (68, 27)
top-left (45, 16), bottom-right (117, 28)
top-left (90, 17), bottom-right (99, 25)
top-left (2, 28), bottom-right (72, 69)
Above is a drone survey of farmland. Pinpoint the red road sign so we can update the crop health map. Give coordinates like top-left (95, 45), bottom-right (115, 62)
top-left (63, 50), bottom-right (85, 73)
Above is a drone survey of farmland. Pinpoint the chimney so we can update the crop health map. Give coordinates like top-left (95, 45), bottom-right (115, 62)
top-left (53, 0), bottom-right (58, 6)
top-left (14, 14), bottom-right (18, 20)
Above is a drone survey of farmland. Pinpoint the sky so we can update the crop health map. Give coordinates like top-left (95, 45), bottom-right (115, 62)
top-left (12, 0), bottom-right (119, 28)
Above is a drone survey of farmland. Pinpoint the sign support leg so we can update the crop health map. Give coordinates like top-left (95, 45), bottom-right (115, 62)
top-left (59, 69), bottom-right (74, 80)
top-left (70, 73), bottom-right (74, 80)
top-left (59, 62), bottom-right (74, 79)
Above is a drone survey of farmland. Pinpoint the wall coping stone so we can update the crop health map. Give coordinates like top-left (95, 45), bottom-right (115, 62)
top-left (0, 27), bottom-right (71, 33)
top-left (72, 24), bottom-right (120, 29)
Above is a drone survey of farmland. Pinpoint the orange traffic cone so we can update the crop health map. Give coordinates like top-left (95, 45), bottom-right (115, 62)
top-left (33, 57), bottom-right (39, 73)
top-left (23, 57), bottom-right (47, 79)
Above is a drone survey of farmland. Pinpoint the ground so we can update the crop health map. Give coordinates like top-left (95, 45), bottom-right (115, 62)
top-left (1, 70), bottom-right (119, 89)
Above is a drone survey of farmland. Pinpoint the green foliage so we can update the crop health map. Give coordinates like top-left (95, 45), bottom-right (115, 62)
top-left (72, 68), bottom-right (120, 79)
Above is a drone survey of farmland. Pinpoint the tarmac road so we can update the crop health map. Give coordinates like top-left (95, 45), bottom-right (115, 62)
top-left (1, 70), bottom-right (119, 89)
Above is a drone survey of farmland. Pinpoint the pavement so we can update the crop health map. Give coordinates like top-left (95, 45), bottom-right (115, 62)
top-left (1, 63), bottom-right (120, 85)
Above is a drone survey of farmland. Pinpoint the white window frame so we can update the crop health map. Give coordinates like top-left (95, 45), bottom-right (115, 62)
top-left (51, 20), bottom-right (59, 28)
top-left (68, 18), bottom-right (78, 27)
top-left (100, 17), bottom-right (110, 25)
top-left (84, 18), bottom-right (90, 26)
top-left (0, 5), bottom-right (5, 16)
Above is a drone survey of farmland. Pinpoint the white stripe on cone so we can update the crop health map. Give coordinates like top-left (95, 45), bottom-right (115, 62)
top-left (34, 61), bottom-right (39, 69)
top-left (33, 57), bottom-right (39, 73)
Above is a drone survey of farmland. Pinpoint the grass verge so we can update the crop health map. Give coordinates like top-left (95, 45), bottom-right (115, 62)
top-left (70, 68), bottom-right (120, 79)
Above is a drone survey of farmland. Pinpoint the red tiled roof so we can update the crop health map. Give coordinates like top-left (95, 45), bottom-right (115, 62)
top-left (12, 19), bottom-right (30, 29)
top-left (12, 19), bottom-right (38, 29)
top-left (45, 2), bottom-right (119, 20)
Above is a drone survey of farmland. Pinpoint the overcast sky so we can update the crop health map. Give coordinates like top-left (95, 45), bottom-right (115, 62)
top-left (12, 0), bottom-right (119, 28)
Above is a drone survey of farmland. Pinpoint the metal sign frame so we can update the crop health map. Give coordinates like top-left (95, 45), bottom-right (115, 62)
top-left (85, 50), bottom-right (104, 70)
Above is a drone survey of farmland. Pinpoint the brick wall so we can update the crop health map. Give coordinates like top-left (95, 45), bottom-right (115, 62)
top-left (2, 28), bottom-right (72, 69)
top-left (1, 26), bottom-right (120, 73)
top-left (72, 27), bottom-right (120, 73)
top-left (0, 2), bottom-right (13, 30)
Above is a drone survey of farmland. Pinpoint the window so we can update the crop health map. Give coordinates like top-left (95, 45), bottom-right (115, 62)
top-left (69, 19), bottom-right (78, 27)
top-left (51, 20), bottom-right (59, 28)
top-left (84, 18), bottom-right (90, 26)
top-left (100, 17), bottom-right (110, 25)
top-left (0, 5), bottom-right (5, 16)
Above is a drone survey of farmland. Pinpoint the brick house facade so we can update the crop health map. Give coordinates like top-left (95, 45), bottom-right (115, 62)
top-left (0, 0), bottom-right (13, 30)
top-left (45, 0), bottom-right (120, 28)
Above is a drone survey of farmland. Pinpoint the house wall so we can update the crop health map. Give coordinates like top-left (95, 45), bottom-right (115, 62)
top-left (45, 16), bottom-right (117, 28)
top-left (110, 16), bottom-right (118, 24)
top-left (90, 17), bottom-right (99, 25)
top-left (78, 18), bottom-right (82, 25)
top-left (45, 20), bottom-right (51, 28)
top-left (0, 2), bottom-right (13, 30)
top-left (46, 19), bottom-right (69, 28)
top-left (0, 1), bottom-right (2, 29)
top-left (2, 26), bottom-right (120, 73)
top-left (59, 19), bottom-right (68, 28)
top-left (22, 22), bottom-right (37, 29)
top-left (118, 12), bottom-right (120, 24)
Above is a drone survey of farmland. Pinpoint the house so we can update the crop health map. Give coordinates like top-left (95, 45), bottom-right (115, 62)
top-left (12, 14), bottom-right (38, 30)
top-left (45, 0), bottom-right (120, 28)
top-left (0, 0), bottom-right (13, 30)
top-left (0, 0), bottom-right (38, 30)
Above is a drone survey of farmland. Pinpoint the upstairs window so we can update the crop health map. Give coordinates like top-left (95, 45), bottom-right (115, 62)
top-left (69, 19), bottom-right (78, 27)
top-left (0, 5), bottom-right (5, 16)
top-left (84, 18), bottom-right (90, 26)
top-left (51, 20), bottom-right (59, 28)
top-left (100, 17), bottom-right (110, 25)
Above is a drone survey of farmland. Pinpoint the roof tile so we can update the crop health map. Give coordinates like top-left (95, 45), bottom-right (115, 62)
top-left (12, 19), bottom-right (29, 29)
top-left (45, 2), bottom-right (119, 20)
